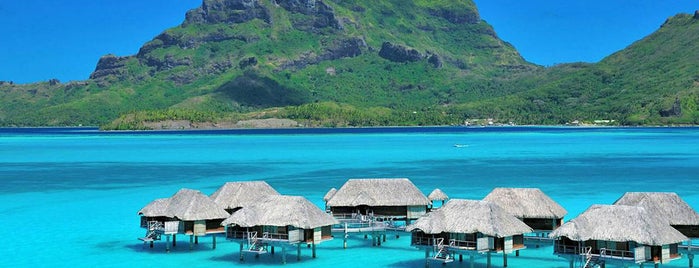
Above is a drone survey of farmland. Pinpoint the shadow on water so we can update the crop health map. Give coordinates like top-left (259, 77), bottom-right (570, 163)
top-left (95, 240), bottom-right (123, 250)
top-left (208, 251), bottom-right (322, 265)
top-left (123, 239), bottom-right (218, 255)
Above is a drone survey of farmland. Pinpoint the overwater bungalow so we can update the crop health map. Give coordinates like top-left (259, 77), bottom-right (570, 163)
top-left (210, 181), bottom-right (280, 213)
top-left (222, 195), bottom-right (338, 264)
top-left (326, 178), bottom-right (430, 224)
top-left (138, 188), bottom-right (231, 251)
top-left (428, 188), bottom-right (449, 210)
top-left (551, 204), bottom-right (688, 268)
top-left (483, 187), bottom-right (567, 238)
top-left (407, 199), bottom-right (532, 267)
top-left (614, 192), bottom-right (699, 238)
top-left (326, 178), bottom-right (430, 247)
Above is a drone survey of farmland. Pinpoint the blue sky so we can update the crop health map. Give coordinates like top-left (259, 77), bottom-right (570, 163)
top-left (0, 0), bottom-right (696, 84)
top-left (473, 0), bottom-right (697, 65)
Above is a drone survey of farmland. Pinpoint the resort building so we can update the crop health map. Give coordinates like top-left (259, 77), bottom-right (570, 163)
top-left (138, 188), bottom-right (231, 251)
top-left (407, 199), bottom-right (532, 267)
top-left (326, 178), bottom-right (431, 247)
top-left (210, 181), bottom-right (280, 213)
top-left (483, 187), bottom-right (567, 238)
top-left (326, 178), bottom-right (430, 224)
top-left (551, 204), bottom-right (688, 268)
top-left (222, 195), bottom-right (338, 264)
top-left (428, 188), bottom-right (449, 210)
top-left (614, 192), bottom-right (699, 238)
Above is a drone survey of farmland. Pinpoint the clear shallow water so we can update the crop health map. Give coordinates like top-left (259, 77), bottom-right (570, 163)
top-left (1, 127), bottom-right (698, 267)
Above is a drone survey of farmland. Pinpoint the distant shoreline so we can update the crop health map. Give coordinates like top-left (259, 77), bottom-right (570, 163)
top-left (1, 125), bottom-right (697, 136)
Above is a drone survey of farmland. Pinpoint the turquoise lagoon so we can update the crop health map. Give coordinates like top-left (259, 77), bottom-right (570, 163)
top-left (1, 127), bottom-right (698, 267)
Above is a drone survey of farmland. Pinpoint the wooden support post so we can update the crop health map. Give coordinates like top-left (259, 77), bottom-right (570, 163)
top-left (271, 246), bottom-right (275, 255)
top-left (166, 235), bottom-right (170, 252)
top-left (150, 241), bottom-right (154, 248)
top-left (195, 236), bottom-right (199, 244)
top-left (377, 235), bottom-right (382, 246)
top-left (344, 223), bottom-right (348, 249)
top-left (189, 235), bottom-right (194, 250)
top-left (425, 247), bottom-right (430, 268)
top-left (173, 234), bottom-right (176, 247)
top-left (569, 258), bottom-right (574, 268)
top-left (383, 233), bottom-right (386, 242)
top-left (297, 243), bottom-right (301, 261)
top-left (503, 252), bottom-right (508, 267)
top-left (690, 242), bottom-right (695, 268)
top-left (459, 254), bottom-right (463, 262)
top-left (312, 243), bottom-right (316, 258)
top-left (239, 243), bottom-right (244, 261)
top-left (212, 235), bottom-right (216, 250)
top-left (516, 250), bottom-right (519, 257)
top-left (486, 251), bottom-right (491, 268)
top-left (470, 254), bottom-right (474, 268)
top-left (364, 234), bottom-right (368, 239)
top-left (282, 246), bottom-right (286, 264)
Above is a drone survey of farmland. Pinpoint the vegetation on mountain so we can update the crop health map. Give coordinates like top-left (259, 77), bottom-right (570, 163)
top-left (459, 13), bottom-right (699, 125)
top-left (1, 0), bottom-right (698, 128)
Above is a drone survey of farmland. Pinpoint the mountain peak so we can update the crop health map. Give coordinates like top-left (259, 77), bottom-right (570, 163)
top-left (184, 0), bottom-right (270, 25)
top-left (183, 0), bottom-right (341, 32)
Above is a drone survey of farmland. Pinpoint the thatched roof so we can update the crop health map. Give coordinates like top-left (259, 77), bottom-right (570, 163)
top-left (221, 195), bottom-right (338, 229)
top-left (326, 178), bottom-right (430, 207)
top-left (483, 187), bottom-right (567, 219)
top-left (613, 192), bottom-right (699, 226)
top-left (138, 198), bottom-right (170, 217)
top-left (428, 188), bottom-right (449, 201)
top-left (210, 181), bottom-right (280, 210)
top-left (406, 199), bottom-right (532, 237)
top-left (138, 188), bottom-right (230, 221)
top-left (323, 188), bottom-right (337, 202)
top-left (550, 205), bottom-right (688, 246)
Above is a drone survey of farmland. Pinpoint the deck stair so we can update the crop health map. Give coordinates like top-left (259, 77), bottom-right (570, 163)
top-left (244, 231), bottom-right (268, 254)
top-left (430, 238), bottom-right (454, 263)
top-left (139, 221), bottom-right (164, 242)
top-left (582, 247), bottom-right (604, 268)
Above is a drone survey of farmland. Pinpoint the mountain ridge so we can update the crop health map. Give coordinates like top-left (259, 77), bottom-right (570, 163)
top-left (0, 0), bottom-right (697, 128)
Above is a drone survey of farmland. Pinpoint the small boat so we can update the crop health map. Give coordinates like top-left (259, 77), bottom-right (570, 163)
top-left (453, 144), bottom-right (468, 148)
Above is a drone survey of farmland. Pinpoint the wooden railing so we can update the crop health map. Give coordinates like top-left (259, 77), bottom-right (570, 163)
top-left (226, 230), bottom-right (289, 241)
top-left (449, 239), bottom-right (477, 249)
top-left (227, 230), bottom-right (248, 240)
top-left (553, 242), bottom-right (634, 259)
top-left (411, 237), bottom-right (477, 249)
top-left (412, 236), bottom-right (436, 246)
top-left (553, 242), bottom-right (582, 255)
top-left (261, 232), bottom-right (289, 241)
top-left (599, 248), bottom-right (634, 259)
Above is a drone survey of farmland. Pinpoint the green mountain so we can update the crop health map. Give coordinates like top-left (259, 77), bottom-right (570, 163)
top-left (460, 12), bottom-right (699, 125)
top-left (0, 1), bottom-right (697, 128)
